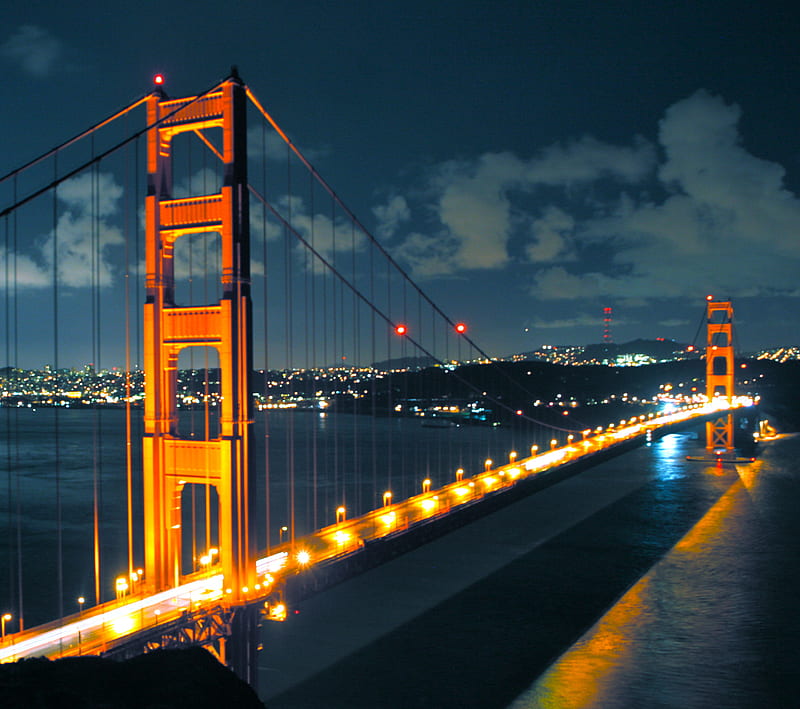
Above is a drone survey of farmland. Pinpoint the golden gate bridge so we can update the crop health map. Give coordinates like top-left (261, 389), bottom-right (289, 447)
top-left (0, 70), bottom-right (753, 687)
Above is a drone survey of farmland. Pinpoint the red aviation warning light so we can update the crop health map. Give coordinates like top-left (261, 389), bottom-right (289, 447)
top-left (153, 73), bottom-right (165, 86)
top-left (394, 324), bottom-right (408, 336)
top-left (454, 322), bottom-right (467, 334)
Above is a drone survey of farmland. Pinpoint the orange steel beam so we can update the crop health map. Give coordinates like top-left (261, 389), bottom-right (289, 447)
top-left (705, 299), bottom-right (735, 451)
top-left (143, 77), bottom-right (255, 598)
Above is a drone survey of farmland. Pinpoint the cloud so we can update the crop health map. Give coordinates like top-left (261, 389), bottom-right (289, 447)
top-left (390, 137), bottom-right (656, 277)
top-left (382, 88), bottom-right (800, 304)
top-left (530, 314), bottom-right (601, 329)
top-left (535, 90), bottom-right (800, 301)
top-left (0, 250), bottom-right (50, 288)
top-left (247, 125), bottom-right (326, 165)
top-left (1, 25), bottom-right (61, 78)
top-left (0, 172), bottom-right (124, 290)
top-left (525, 135), bottom-right (656, 185)
top-left (525, 206), bottom-right (575, 263)
top-left (372, 195), bottom-right (410, 239)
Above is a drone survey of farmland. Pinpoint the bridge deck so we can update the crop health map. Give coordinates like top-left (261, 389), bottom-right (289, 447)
top-left (0, 400), bottom-right (751, 663)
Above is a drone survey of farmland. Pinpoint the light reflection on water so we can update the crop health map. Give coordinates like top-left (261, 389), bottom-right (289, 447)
top-left (652, 432), bottom-right (691, 481)
top-left (509, 434), bottom-right (799, 709)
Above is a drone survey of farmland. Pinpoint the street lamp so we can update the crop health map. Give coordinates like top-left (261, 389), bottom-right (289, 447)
top-left (530, 445), bottom-right (538, 456)
top-left (1, 613), bottom-right (11, 642)
top-left (336, 506), bottom-right (346, 524)
top-left (279, 526), bottom-right (288, 544)
top-left (383, 491), bottom-right (393, 507)
top-left (455, 468), bottom-right (464, 482)
top-left (77, 597), bottom-right (85, 655)
top-left (115, 576), bottom-right (129, 601)
top-left (508, 451), bottom-right (517, 463)
top-left (422, 479), bottom-right (431, 493)
top-left (550, 438), bottom-right (558, 450)
top-left (484, 459), bottom-right (492, 471)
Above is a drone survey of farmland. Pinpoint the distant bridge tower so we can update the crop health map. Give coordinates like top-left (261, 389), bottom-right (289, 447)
top-left (705, 298), bottom-right (734, 451)
top-left (142, 76), bottom-right (256, 597)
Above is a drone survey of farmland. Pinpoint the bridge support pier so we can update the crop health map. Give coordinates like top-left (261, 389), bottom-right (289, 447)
top-left (101, 602), bottom-right (262, 690)
top-left (226, 604), bottom-right (263, 690)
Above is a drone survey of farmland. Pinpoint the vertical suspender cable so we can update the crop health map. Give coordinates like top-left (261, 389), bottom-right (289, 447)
top-left (386, 257), bottom-right (392, 498)
top-left (331, 195), bottom-right (339, 510)
top-left (91, 151), bottom-right (102, 606)
top-left (369, 225), bottom-right (377, 516)
top-left (124, 129), bottom-right (134, 585)
top-left (351, 219), bottom-right (360, 513)
top-left (309, 171), bottom-right (318, 529)
top-left (302, 175), bottom-right (311, 531)
top-left (284, 141), bottom-right (295, 548)
top-left (13, 177), bottom-right (23, 630)
top-left (261, 119), bottom-right (271, 553)
top-left (52, 156), bottom-right (64, 627)
top-left (4, 214), bottom-right (12, 613)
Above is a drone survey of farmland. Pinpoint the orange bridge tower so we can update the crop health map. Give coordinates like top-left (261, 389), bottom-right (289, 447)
top-left (142, 75), bottom-right (255, 597)
top-left (705, 298), bottom-right (735, 452)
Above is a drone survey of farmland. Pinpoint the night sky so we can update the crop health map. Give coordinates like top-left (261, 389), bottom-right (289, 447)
top-left (2, 1), bottom-right (800, 361)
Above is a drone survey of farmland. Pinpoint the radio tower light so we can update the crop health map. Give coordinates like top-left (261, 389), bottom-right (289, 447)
top-left (603, 307), bottom-right (613, 343)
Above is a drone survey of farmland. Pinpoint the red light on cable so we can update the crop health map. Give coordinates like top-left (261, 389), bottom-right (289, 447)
top-left (153, 74), bottom-right (165, 86)
top-left (454, 322), bottom-right (467, 334)
top-left (394, 324), bottom-right (407, 336)
top-left (706, 294), bottom-right (714, 301)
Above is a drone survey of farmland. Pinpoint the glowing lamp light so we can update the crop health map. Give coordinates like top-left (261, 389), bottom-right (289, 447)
top-left (454, 322), bottom-right (467, 334)
top-left (706, 294), bottom-right (714, 301)
top-left (153, 73), bottom-right (165, 86)
top-left (394, 324), bottom-right (407, 336)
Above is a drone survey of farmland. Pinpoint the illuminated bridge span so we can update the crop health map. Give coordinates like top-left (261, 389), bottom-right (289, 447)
top-left (0, 71), bottom-right (755, 686)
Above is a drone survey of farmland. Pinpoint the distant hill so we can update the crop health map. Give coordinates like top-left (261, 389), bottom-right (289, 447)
top-left (371, 355), bottom-right (437, 371)
top-left (582, 338), bottom-right (694, 361)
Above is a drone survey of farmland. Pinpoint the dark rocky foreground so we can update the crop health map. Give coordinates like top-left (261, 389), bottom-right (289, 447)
top-left (0, 647), bottom-right (265, 708)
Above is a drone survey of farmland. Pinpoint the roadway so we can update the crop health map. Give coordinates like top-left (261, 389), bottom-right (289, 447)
top-left (0, 398), bottom-right (751, 663)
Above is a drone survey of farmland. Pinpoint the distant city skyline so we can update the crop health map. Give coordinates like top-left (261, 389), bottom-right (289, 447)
top-left (2, 2), bottom-right (799, 363)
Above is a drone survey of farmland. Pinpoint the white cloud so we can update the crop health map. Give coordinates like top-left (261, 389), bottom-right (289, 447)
top-left (525, 206), bottom-right (575, 263)
top-left (0, 172), bottom-right (125, 290)
top-left (391, 137), bottom-right (656, 277)
top-left (1, 25), bottom-right (61, 78)
top-left (538, 90), bottom-right (800, 301)
top-left (41, 212), bottom-right (123, 288)
top-left (58, 172), bottom-right (122, 217)
top-left (525, 135), bottom-right (656, 185)
top-left (0, 250), bottom-right (49, 288)
top-left (530, 314), bottom-right (601, 329)
top-left (392, 231), bottom-right (461, 277)
top-left (372, 195), bottom-right (410, 239)
top-left (387, 89), bottom-right (800, 305)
